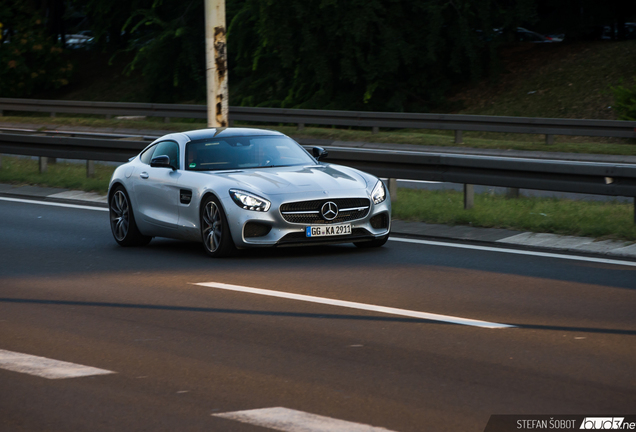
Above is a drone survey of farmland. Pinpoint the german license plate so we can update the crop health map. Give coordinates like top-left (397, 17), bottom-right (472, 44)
top-left (306, 224), bottom-right (351, 237)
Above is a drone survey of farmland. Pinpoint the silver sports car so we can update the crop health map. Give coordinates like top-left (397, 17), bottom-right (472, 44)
top-left (108, 128), bottom-right (391, 257)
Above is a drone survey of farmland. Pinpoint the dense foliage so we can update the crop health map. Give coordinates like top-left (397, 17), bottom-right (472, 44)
top-left (12, 0), bottom-right (633, 112)
top-left (228, 0), bottom-right (533, 111)
top-left (611, 79), bottom-right (636, 121)
top-left (0, 2), bottom-right (73, 97)
top-left (114, 0), bottom-right (534, 110)
top-left (116, 0), bottom-right (208, 102)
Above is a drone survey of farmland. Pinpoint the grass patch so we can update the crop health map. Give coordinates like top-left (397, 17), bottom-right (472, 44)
top-left (392, 188), bottom-right (636, 241)
top-left (2, 115), bottom-right (635, 156)
top-left (455, 40), bottom-right (636, 121)
top-left (0, 156), bottom-right (114, 194)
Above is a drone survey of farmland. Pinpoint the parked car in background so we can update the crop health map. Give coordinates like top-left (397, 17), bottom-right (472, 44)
top-left (515, 27), bottom-right (559, 43)
top-left (490, 27), bottom-right (562, 43)
top-left (602, 23), bottom-right (636, 40)
top-left (59, 31), bottom-right (94, 49)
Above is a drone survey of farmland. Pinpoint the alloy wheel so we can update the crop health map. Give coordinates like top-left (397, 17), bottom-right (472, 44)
top-left (202, 201), bottom-right (222, 253)
top-left (110, 190), bottom-right (130, 241)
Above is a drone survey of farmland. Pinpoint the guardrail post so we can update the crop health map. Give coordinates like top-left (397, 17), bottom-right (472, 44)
top-left (0, 110), bottom-right (3, 117)
top-left (86, 160), bottom-right (95, 178)
top-left (388, 178), bottom-right (398, 201)
top-left (372, 126), bottom-right (379, 134)
top-left (545, 134), bottom-right (554, 145)
top-left (0, 154), bottom-right (2, 169)
top-left (454, 130), bottom-right (463, 144)
top-left (106, 114), bottom-right (112, 120)
top-left (506, 187), bottom-right (520, 199)
top-left (50, 112), bottom-right (56, 118)
top-left (464, 184), bottom-right (474, 210)
top-left (297, 123), bottom-right (305, 131)
top-left (634, 198), bottom-right (636, 224)
top-left (39, 157), bottom-right (48, 173)
top-left (164, 117), bottom-right (170, 123)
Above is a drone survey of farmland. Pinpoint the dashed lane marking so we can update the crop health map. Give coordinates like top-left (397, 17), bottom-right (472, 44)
top-left (389, 237), bottom-right (636, 268)
top-left (0, 196), bottom-right (108, 212)
top-left (214, 407), bottom-right (396, 432)
top-left (0, 349), bottom-right (115, 379)
top-left (192, 281), bottom-right (514, 329)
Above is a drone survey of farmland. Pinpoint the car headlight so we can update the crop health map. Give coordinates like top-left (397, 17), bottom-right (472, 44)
top-left (229, 189), bottom-right (271, 212)
top-left (371, 180), bottom-right (387, 204)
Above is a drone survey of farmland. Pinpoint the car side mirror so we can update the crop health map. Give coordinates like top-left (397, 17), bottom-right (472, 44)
top-left (312, 147), bottom-right (328, 160)
top-left (150, 155), bottom-right (175, 170)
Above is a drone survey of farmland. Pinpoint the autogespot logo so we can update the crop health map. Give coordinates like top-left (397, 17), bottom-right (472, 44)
top-left (580, 418), bottom-right (634, 430)
top-left (483, 415), bottom-right (636, 431)
top-left (321, 201), bottom-right (338, 221)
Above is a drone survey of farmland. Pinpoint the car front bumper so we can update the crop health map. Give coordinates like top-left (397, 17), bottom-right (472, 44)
top-left (222, 189), bottom-right (391, 248)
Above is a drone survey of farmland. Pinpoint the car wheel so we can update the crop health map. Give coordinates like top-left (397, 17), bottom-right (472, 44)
top-left (354, 234), bottom-right (389, 248)
top-left (200, 195), bottom-right (236, 257)
top-left (109, 186), bottom-right (152, 247)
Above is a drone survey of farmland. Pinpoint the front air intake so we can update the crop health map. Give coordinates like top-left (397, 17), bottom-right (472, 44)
top-left (244, 222), bottom-right (272, 238)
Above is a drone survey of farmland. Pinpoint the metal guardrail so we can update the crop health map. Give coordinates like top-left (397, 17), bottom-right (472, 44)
top-left (323, 147), bottom-right (636, 198)
top-left (0, 133), bottom-right (147, 163)
top-left (0, 131), bottom-right (634, 221)
top-left (0, 132), bottom-right (634, 198)
top-left (1, 98), bottom-right (635, 144)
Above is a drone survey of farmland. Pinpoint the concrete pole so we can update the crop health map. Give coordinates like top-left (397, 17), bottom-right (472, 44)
top-left (86, 160), bottom-right (95, 178)
top-left (204, 0), bottom-right (229, 128)
top-left (505, 187), bottom-right (520, 199)
top-left (387, 178), bottom-right (398, 202)
top-left (464, 184), bottom-right (474, 210)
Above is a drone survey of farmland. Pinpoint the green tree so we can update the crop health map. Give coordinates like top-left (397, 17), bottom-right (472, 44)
top-left (116, 0), bottom-right (207, 102)
top-left (81, 0), bottom-right (533, 109)
top-left (73, 0), bottom-right (152, 50)
top-left (227, 0), bottom-right (535, 112)
top-left (0, 1), bottom-right (73, 97)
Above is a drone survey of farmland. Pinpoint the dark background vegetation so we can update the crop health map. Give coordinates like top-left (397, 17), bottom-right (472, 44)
top-left (1, 0), bottom-right (635, 116)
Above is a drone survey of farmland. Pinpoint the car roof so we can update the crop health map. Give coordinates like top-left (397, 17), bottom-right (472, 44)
top-left (183, 127), bottom-right (284, 141)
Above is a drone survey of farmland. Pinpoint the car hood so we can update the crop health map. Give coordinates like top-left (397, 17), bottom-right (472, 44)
top-left (210, 164), bottom-right (368, 195)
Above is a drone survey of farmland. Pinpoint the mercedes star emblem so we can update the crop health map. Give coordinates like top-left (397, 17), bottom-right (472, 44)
top-left (321, 201), bottom-right (339, 221)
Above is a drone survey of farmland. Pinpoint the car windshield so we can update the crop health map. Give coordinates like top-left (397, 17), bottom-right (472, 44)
top-left (185, 135), bottom-right (316, 171)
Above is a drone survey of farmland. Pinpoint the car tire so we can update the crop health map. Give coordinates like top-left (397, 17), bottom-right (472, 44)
top-left (200, 195), bottom-right (236, 257)
top-left (109, 186), bottom-right (152, 247)
top-left (354, 234), bottom-right (389, 248)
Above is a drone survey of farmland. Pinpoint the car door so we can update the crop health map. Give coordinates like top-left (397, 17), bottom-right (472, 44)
top-left (132, 140), bottom-right (182, 232)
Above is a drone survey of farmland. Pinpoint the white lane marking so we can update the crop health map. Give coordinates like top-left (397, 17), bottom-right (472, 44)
top-left (389, 237), bottom-right (636, 268)
top-left (214, 407), bottom-right (396, 432)
top-left (0, 196), bottom-right (108, 212)
top-left (192, 282), bottom-right (513, 329)
top-left (0, 349), bottom-right (115, 379)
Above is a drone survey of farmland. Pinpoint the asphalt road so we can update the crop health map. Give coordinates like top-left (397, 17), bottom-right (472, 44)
top-left (1, 199), bottom-right (635, 432)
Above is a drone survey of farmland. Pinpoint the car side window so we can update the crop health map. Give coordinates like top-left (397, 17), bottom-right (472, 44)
top-left (152, 140), bottom-right (180, 169)
top-left (139, 144), bottom-right (157, 165)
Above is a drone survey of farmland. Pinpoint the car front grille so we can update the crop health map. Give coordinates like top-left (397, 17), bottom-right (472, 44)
top-left (280, 198), bottom-right (370, 224)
